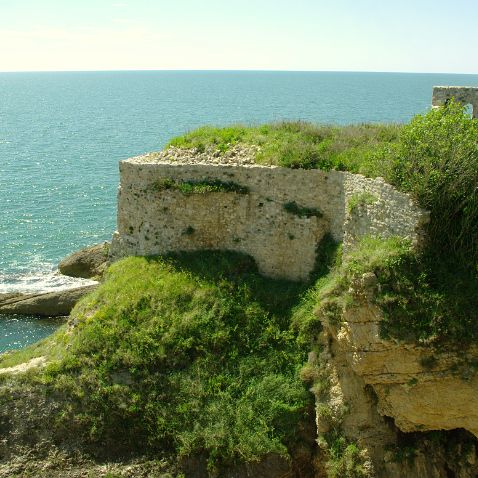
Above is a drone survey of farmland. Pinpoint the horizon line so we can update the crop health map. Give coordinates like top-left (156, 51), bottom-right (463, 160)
top-left (1, 68), bottom-right (478, 75)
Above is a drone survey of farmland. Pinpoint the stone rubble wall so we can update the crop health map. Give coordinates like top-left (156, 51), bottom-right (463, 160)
top-left (111, 154), bottom-right (428, 281)
top-left (432, 86), bottom-right (478, 118)
top-left (342, 173), bottom-right (429, 253)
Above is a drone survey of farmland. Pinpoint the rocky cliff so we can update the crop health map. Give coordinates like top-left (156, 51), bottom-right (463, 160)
top-left (310, 263), bottom-right (478, 478)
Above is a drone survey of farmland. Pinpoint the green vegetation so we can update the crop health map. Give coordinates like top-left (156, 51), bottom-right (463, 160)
top-left (152, 178), bottom-right (249, 195)
top-left (10, 251), bottom-right (317, 471)
top-left (324, 432), bottom-right (372, 478)
top-left (283, 201), bottom-right (323, 219)
top-left (171, 102), bottom-right (478, 346)
top-left (0, 325), bottom-right (68, 370)
top-left (169, 122), bottom-right (401, 171)
top-left (386, 100), bottom-right (478, 269)
top-left (1, 102), bottom-right (477, 474)
top-left (170, 102), bottom-right (477, 270)
top-left (347, 191), bottom-right (378, 213)
top-left (306, 236), bottom-right (478, 345)
top-left (378, 102), bottom-right (478, 344)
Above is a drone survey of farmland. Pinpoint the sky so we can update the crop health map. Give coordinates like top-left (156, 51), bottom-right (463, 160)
top-left (0, 0), bottom-right (477, 73)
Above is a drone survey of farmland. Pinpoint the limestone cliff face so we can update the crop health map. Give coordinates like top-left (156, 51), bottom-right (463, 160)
top-left (314, 273), bottom-right (478, 478)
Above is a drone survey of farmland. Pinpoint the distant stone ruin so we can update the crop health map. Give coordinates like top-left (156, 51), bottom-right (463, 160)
top-left (432, 86), bottom-right (478, 118)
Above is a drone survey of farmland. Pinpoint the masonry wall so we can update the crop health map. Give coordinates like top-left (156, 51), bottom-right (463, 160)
top-left (111, 158), bottom-right (428, 281)
top-left (342, 174), bottom-right (428, 253)
top-left (432, 86), bottom-right (478, 118)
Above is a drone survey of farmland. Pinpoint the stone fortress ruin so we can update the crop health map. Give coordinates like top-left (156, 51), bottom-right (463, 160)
top-left (110, 87), bottom-right (474, 281)
top-left (432, 86), bottom-right (478, 118)
top-left (104, 87), bottom-right (478, 478)
top-left (111, 158), bottom-right (427, 281)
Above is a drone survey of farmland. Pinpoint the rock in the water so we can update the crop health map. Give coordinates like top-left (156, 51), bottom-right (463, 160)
top-left (0, 285), bottom-right (97, 316)
top-left (59, 242), bottom-right (110, 279)
top-left (0, 293), bottom-right (24, 302)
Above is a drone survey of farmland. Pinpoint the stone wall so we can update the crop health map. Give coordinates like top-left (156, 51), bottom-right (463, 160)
top-left (342, 173), bottom-right (428, 252)
top-left (111, 155), bottom-right (427, 281)
top-left (432, 86), bottom-right (478, 118)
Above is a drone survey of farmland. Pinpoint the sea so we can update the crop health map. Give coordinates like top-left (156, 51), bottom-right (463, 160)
top-left (1, 70), bottom-right (478, 352)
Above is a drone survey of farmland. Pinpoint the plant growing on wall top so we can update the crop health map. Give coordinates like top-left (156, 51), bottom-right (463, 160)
top-left (387, 99), bottom-right (478, 271)
top-left (152, 178), bottom-right (249, 195)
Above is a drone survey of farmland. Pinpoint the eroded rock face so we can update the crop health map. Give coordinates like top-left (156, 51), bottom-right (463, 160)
top-left (337, 281), bottom-right (478, 438)
top-left (59, 242), bottom-right (110, 279)
top-left (0, 285), bottom-right (97, 316)
top-left (314, 274), bottom-right (478, 477)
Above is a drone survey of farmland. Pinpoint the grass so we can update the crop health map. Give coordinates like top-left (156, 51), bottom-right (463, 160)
top-left (168, 122), bottom-right (402, 173)
top-left (347, 192), bottom-right (378, 213)
top-left (0, 244), bottom-right (347, 471)
top-left (8, 251), bottom-right (319, 470)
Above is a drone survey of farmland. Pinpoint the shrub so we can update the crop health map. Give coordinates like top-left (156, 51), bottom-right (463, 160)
top-left (152, 178), bottom-right (249, 195)
top-left (309, 236), bottom-right (478, 345)
top-left (388, 100), bottom-right (478, 272)
top-left (40, 252), bottom-right (312, 468)
top-left (325, 432), bottom-right (372, 478)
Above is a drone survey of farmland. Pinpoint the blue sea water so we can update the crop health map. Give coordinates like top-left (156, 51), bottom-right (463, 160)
top-left (1, 70), bottom-right (478, 352)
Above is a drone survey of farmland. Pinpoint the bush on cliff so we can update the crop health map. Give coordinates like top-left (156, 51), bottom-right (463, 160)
top-left (381, 102), bottom-right (478, 344)
top-left (171, 103), bottom-right (478, 345)
top-left (298, 236), bottom-right (478, 346)
top-left (386, 100), bottom-right (478, 272)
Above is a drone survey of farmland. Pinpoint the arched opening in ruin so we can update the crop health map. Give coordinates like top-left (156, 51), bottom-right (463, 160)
top-left (464, 103), bottom-right (474, 118)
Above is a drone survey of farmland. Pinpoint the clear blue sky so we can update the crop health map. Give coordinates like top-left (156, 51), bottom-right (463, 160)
top-left (1, 0), bottom-right (477, 73)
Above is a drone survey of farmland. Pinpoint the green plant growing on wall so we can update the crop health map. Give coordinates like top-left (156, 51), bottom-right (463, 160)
top-left (283, 201), bottom-right (323, 218)
top-left (347, 192), bottom-right (378, 213)
top-left (182, 226), bottom-right (195, 236)
top-left (152, 178), bottom-right (249, 195)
